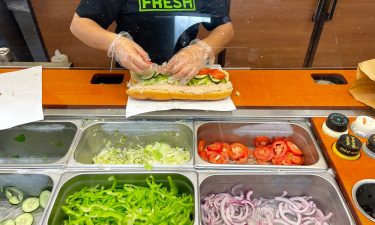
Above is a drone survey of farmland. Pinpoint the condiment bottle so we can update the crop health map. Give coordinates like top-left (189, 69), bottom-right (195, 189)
top-left (332, 134), bottom-right (361, 160)
top-left (350, 116), bottom-right (375, 138)
top-left (362, 134), bottom-right (375, 159)
top-left (322, 113), bottom-right (349, 138)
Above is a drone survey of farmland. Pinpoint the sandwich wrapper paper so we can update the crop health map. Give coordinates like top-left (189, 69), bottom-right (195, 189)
top-left (0, 66), bottom-right (44, 130)
top-left (126, 97), bottom-right (236, 118)
top-left (349, 59), bottom-right (375, 109)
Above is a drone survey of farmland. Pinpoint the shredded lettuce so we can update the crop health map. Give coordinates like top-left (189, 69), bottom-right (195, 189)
top-left (62, 176), bottom-right (194, 225)
top-left (93, 141), bottom-right (191, 169)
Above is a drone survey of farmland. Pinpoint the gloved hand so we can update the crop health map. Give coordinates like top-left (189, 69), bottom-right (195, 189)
top-left (108, 33), bottom-right (152, 74)
top-left (166, 39), bottom-right (214, 82)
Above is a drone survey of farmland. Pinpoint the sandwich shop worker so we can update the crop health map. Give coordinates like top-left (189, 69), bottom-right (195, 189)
top-left (70, 0), bottom-right (234, 81)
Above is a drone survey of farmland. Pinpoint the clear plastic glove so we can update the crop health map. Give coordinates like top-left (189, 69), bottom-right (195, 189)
top-left (108, 34), bottom-right (152, 74)
top-left (166, 39), bottom-right (214, 82)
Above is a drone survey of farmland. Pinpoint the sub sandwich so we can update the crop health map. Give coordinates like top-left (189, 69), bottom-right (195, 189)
top-left (126, 68), bottom-right (233, 100)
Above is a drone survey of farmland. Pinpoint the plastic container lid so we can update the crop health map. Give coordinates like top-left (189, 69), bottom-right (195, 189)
top-left (333, 134), bottom-right (361, 160)
top-left (326, 113), bottom-right (349, 132)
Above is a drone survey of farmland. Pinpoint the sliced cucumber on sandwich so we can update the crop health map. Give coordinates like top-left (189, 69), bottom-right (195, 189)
top-left (209, 76), bottom-right (222, 84)
top-left (193, 74), bottom-right (208, 79)
top-left (140, 71), bottom-right (157, 80)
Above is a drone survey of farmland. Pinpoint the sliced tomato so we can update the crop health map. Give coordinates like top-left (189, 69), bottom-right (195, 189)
top-left (291, 155), bottom-right (304, 165)
top-left (197, 68), bottom-right (212, 75)
top-left (256, 160), bottom-right (270, 165)
top-left (208, 152), bottom-right (228, 164)
top-left (286, 152), bottom-right (294, 160)
top-left (199, 150), bottom-right (208, 161)
top-left (272, 141), bottom-right (288, 158)
top-left (229, 143), bottom-right (249, 160)
top-left (272, 155), bottom-right (292, 165)
top-left (286, 141), bottom-right (303, 156)
top-left (254, 136), bottom-right (272, 147)
top-left (236, 156), bottom-right (249, 164)
top-left (207, 142), bottom-right (223, 153)
top-left (209, 69), bottom-right (227, 80)
top-left (206, 150), bottom-right (217, 158)
top-left (222, 143), bottom-right (231, 153)
top-left (273, 136), bottom-right (288, 142)
top-left (221, 143), bottom-right (231, 158)
top-left (198, 140), bottom-right (205, 153)
top-left (253, 146), bottom-right (274, 162)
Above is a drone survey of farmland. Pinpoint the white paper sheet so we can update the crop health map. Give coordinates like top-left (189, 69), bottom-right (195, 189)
top-left (126, 97), bottom-right (236, 118)
top-left (0, 66), bottom-right (44, 129)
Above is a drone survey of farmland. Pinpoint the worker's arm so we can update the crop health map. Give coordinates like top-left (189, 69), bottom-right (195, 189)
top-left (70, 13), bottom-right (151, 73)
top-left (166, 22), bottom-right (234, 80)
top-left (70, 13), bottom-right (117, 51)
top-left (202, 22), bottom-right (234, 55)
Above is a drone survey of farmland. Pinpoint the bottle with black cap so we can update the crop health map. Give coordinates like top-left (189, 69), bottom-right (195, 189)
top-left (332, 134), bottom-right (362, 160)
top-left (362, 134), bottom-right (375, 159)
top-left (322, 113), bottom-right (349, 138)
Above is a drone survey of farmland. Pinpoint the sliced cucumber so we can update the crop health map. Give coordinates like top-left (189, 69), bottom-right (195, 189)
top-left (4, 187), bottom-right (23, 204)
top-left (193, 74), bottom-right (207, 79)
top-left (0, 219), bottom-right (16, 225)
top-left (209, 75), bottom-right (222, 84)
top-left (39, 190), bottom-right (51, 209)
top-left (21, 197), bottom-right (39, 213)
top-left (15, 213), bottom-right (33, 225)
top-left (140, 71), bottom-right (156, 80)
top-left (9, 196), bottom-right (22, 205)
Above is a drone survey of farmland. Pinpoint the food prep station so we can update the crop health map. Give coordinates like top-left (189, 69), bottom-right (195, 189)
top-left (1, 110), bottom-right (371, 225)
top-left (1, 68), bottom-right (375, 225)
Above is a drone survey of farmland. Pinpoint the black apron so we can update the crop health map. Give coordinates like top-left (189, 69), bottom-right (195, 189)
top-left (116, 1), bottom-right (211, 64)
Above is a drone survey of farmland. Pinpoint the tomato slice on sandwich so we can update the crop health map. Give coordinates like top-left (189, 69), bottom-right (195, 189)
top-left (197, 68), bottom-right (212, 75)
top-left (209, 69), bottom-right (227, 80)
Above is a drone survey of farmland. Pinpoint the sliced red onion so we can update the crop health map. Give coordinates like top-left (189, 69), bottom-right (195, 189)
top-left (274, 218), bottom-right (292, 225)
top-left (231, 184), bottom-right (244, 197)
top-left (246, 190), bottom-right (253, 201)
top-left (202, 187), bottom-right (333, 225)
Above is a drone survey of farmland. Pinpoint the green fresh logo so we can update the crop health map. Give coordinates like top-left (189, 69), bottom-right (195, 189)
top-left (139, 0), bottom-right (196, 12)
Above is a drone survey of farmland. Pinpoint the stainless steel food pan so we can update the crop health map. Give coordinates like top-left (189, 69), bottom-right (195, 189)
top-left (195, 121), bottom-right (327, 170)
top-left (68, 121), bottom-right (194, 170)
top-left (0, 120), bottom-right (80, 168)
top-left (46, 171), bottom-right (198, 225)
top-left (0, 171), bottom-right (60, 225)
top-left (199, 172), bottom-right (355, 225)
